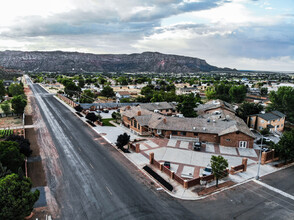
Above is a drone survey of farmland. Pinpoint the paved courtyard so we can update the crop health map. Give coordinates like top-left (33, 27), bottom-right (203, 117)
top-left (135, 138), bottom-right (258, 179)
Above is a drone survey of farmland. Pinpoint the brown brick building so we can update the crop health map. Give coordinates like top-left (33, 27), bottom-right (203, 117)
top-left (247, 111), bottom-right (286, 132)
top-left (121, 103), bottom-right (255, 148)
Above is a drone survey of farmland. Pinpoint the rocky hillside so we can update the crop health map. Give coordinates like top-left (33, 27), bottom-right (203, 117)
top-left (0, 50), bottom-right (232, 73)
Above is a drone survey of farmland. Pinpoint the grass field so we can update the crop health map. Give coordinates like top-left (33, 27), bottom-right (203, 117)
top-left (101, 118), bottom-right (115, 126)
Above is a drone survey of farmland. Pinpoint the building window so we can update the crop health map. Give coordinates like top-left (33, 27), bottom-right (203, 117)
top-left (273, 120), bottom-right (275, 122)
top-left (261, 120), bottom-right (264, 123)
top-left (131, 120), bottom-right (133, 126)
top-left (236, 131), bottom-right (240, 134)
top-left (226, 139), bottom-right (231, 142)
top-left (138, 124), bottom-right (141, 129)
top-left (277, 125), bottom-right (279, 128)
top-left (134, 121), bottom-right (137, 128)
top-left (157, 129), bottom-right (162, 134)
top-left (259, 126), bottom-right (263, 130)
top-left (181, 131), bottom-right (186, 136)
top-left (172, 131), bottom-right (177, 135)
top-left (194, 132), bottom-right (198, 136)
top-left (281, 124), bottom-right (283, 127)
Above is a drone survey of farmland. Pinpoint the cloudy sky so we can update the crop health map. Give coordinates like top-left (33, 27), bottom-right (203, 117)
top-left (0, 0), bottom-right (293, 71)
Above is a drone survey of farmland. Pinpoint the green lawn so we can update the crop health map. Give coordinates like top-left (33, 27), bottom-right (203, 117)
top-left (101, 118), bottom-right (115, 126)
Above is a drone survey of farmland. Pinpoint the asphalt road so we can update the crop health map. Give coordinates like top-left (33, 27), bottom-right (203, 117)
top-left (27, 76), bottom-right (294, 220)
top-left (27, 79), bottom-right (197, 219)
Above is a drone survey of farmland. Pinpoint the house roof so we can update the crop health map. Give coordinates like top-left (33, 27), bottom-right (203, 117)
top-left (117, 91), bottom-right (130, 95)
top-left (139, 102), bottom-right (177, 111)
top-left (122, 106), bottom-right (255, 138)
top-left (195, 99), bottom-right (235, 113)
top-left (255, 111), bottom-right (285, 121)
top-left (272, 110), bottom-right (285, 118)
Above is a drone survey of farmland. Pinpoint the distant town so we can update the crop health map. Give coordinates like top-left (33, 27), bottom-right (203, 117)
top-left (0, 66), bottom-right (294, 219)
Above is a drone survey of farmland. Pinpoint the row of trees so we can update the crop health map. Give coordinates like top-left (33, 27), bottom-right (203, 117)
top-left (0, 80), bottom-right (27, 115)
top-left (205, 83), bottom-right (247, 103)
top-left (0, 136), bottom-right (39, 219)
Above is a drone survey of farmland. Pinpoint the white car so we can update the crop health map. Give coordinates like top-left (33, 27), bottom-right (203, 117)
top-left (202, 166), bottom-right (212, 176)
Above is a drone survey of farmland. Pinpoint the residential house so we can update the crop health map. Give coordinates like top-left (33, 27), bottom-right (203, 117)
top-left (116, 91), bottom-right (131, 100)
top-left (195, 99), bottom-right (236, 115)
top-left (139, 102), bottom-right (178, 116)
top-left (121, 105), bottom-right (255, 148)
top-left (247, 111), bottom-right (286, 132)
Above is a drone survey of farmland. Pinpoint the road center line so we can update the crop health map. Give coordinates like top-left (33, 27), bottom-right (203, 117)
top-left (253, 179), bottom-right (294, 201)
top-left (106, 186), bottom-right (112, 195)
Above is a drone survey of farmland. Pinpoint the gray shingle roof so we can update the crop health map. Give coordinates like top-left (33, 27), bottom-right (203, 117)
top-left (122, 106), bottom-right (255, 138)
top-left (140, 102), bottom-right (177, 111)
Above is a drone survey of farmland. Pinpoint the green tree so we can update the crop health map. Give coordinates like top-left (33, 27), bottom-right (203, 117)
top-left (1, 103), bottom-right (11, 115)
top-left (112, 112), bottom-right (121, 123)
top-left (273, 129), bottom-right (294, 164)
top-left (116, 133), bottom-right (130, 150)
top-left (101, 86), bottom-right (115, 100)
top-left (0, 162), bottom-right (11, 178)
top-left (11, 95), bottom-right (27, 114)
top-left (267, 86), bottom-right (294, 123)
top-left (0, 141), bottom-right (25, 173)
top-left (8, 83), bottom-right (24, 97)
top-left (205, 87), bottom-right (216, 100)
top-left (80, 90), bottom-right (95, 103)
top-left (0, 173), bottom-right (40, 220)
top-left (86, 112), bottom-right (98, 122)
top-left (0, 80), bottom-right (5, 99)
top-left (260, 87), bottom-right (268, 96)
top-left (177, 93), bottom-right (199, 117)
top-left (78, 78), bottom-right (85, 88)
top-left (64, 81), bottom-right (81, 97)
top-left (236, 102), bottom-right (264, 122)
top-left (210, 155), bottom-right (228, 187)
top-left (229, 85), bottom-right (247, 103)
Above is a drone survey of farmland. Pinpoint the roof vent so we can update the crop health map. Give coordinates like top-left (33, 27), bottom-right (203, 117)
top-left (203, 127), bottom-right (206, 131)
top-left (213, 119), bottom-right (216, 123)
top-left (226, 115), bottom-right (230, 120)
top-left (207, 118), bottom-right (210, 122)
top-left (193, 127), bottom-right (196, 130)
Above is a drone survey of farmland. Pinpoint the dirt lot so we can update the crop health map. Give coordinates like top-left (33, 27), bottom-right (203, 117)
top-left (25, 115), bottom-right (33, 126)
top-left (26, 128), bottom-right (47, 187)
top-left (0, 116), bottom-right (22, 128)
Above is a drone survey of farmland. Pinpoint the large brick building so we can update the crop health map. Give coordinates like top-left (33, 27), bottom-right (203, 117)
top-left (247, 111), bottom-right (286, 132)
top-left (121, 102), bottom-right (255, 148)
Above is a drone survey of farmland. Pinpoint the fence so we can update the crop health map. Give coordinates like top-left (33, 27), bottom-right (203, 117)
top-left (57, 94), bottom-right (78, 108)
top-left (149, 152), bottom-right (246, 189)
top-left (149, 152), bottom-right (225, 189)
top-left (261, 150), bottom-right (278, 165)
top-left (230, 158), bottom-right (248, 175)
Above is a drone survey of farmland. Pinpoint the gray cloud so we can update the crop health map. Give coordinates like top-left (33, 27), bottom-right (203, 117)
top-left (1, 0), bottom-right (225, 38)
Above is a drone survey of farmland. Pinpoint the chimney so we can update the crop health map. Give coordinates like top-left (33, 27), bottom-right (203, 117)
top-left (138, 111), bottom-right (141, 116)
top-left (126, 106), bottom-right (131, 110)
top-left (163, 118), bottom-right (166, 123)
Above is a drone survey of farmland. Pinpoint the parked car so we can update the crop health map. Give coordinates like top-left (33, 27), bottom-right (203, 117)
top-left (102, 109), bottom-right (109, 113)
top-left (164, 161), bottom-right (171, 169)
top-left (202, 166), bottom-right (212, 176)
top-left (96, 110), bottom-right (102, 113)
top-left (262, 147), bottom-right (270, 152)
top-left (193, 141), bottom-right (201, 151)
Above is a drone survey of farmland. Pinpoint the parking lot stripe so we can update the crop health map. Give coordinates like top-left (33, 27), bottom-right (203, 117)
top-left (253, 179), bottom-right (294, 201)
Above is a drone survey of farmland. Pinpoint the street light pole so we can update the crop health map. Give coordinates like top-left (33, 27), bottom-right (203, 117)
top-left (256, 133), bottom-right (263, 180)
